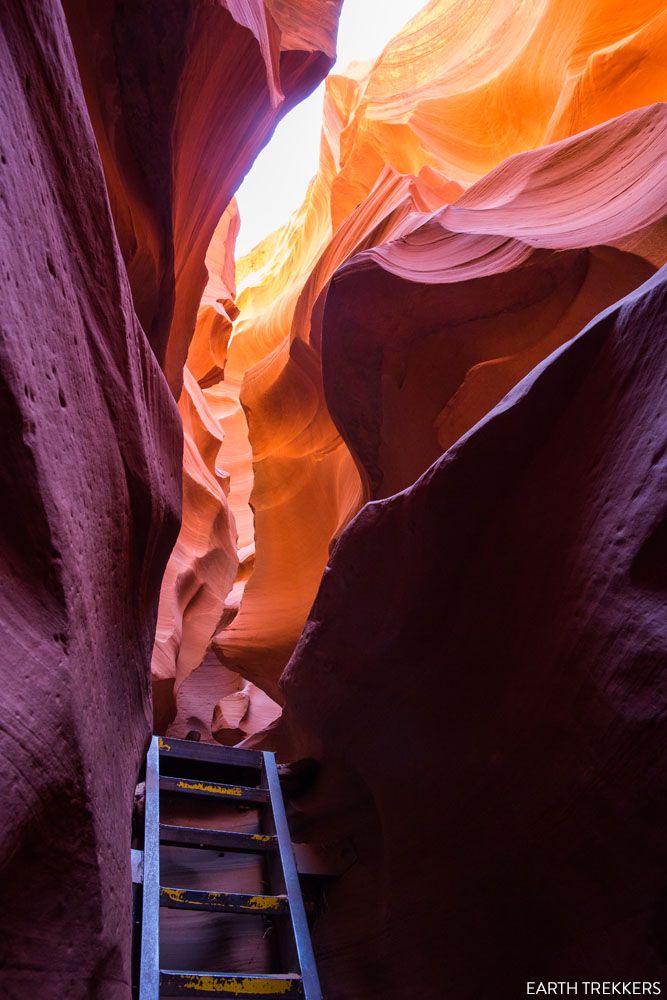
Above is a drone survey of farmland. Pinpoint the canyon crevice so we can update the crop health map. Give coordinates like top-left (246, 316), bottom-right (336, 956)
top-left (157, 0), bottom-right (667, 751)
top-left (1, 0), bottom-right (666, 997)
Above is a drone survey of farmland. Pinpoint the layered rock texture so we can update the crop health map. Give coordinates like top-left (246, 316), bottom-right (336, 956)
top-left (63, 0), bottom-right (341, 394)
top-left (60, 0), bottom-right (347, 730)
top-left (62, 0), bottom-right (342, 730)
top-left (322, 106), bottom-right (666, 498)
top-left (0, 0), bottom-right (338, 996)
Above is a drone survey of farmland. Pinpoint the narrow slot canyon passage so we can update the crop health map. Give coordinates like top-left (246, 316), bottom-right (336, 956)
top-left (1, 1), bottom-right (666, 998)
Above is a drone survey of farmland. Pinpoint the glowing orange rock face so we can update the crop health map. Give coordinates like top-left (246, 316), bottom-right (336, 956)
top-left (151, 207), bottom-right (240, 726)
top-left (157, 0), bottom-right (667, 733)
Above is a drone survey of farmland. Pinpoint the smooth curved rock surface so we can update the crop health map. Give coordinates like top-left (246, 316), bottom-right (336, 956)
top-left (0, 2), bottom-right (180, 995)
top-left (114, 2), bottom-right (343, 725)
top-left (331, 0), bottom-right (667, 192)
top-left (63, 0), bottom-right (342, 395)
top-left (214, 108), bottom-right (665, 709)
top-left (152, 205), bottom-right (241, 730)
top-left (322, 105), bottom-right (666, 498)
top-left (284, 267), bottom-right (667, 999)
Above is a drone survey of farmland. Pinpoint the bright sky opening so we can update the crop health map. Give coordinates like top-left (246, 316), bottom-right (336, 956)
top-left (234, 0), bottom-right (428, 258)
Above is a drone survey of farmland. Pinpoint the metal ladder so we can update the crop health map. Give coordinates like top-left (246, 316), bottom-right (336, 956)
top-left (134, 734), bottom-right (322, 999)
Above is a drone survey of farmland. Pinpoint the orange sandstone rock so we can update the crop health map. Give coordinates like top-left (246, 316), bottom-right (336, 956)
top-left (65, 1), bottom-right (346, 727)
top-left (322, 106), bottom-right (667, 497)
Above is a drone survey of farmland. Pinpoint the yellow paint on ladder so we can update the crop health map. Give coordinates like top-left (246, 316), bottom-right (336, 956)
top-left (241, 895), bottom-right (284, 912)
top-left (175, 780), bottom-right (243, 796)
top-left (177, 975), bottom-right (297, 994)
top-left (161, 888), bottom-right (283, 912)
top-left (161, 888), bottom-right (189, 904)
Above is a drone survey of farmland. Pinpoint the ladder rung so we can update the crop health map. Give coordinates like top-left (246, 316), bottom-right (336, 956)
top-left (160, 775), bottom-right (268, 804)
top-left (160, 887), bottom-right (288, 915)
top-left (159, 971), bottom-right (304, 997)
top-left (157, 736), bottom-right (262, 770)
top-left (160, 824), bottom-right (277, 853)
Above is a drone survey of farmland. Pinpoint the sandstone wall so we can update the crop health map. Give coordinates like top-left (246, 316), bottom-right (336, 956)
top-left (285, 266), bottom-right (667, 998)
top-left (0, 3), bottom-right (180, 995)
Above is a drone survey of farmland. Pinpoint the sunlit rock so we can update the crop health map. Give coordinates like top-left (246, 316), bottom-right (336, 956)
top-left (322, 105), bottom-right (666, 497)
top-left (106, 2), bottom-right (345, 724)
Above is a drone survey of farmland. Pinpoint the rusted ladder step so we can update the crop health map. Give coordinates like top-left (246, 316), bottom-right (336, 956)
top-left (159, 887), bottom-right (288, 916)
top-left (159, 775), bottom-right (268, 804)
top-left (159, 971), bottom-right (304, 997)
top-left (159, 824), bottom-right (276, 854)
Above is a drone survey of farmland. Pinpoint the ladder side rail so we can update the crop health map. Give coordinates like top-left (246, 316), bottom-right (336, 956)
top-left (259, 756), bottom-right (295, 977)
top-left (139, 735), bottom-right (160, 1000)
top-left (263, 751), bottom-right (323, 1000)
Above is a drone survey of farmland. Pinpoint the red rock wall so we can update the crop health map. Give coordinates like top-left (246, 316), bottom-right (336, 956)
top-left (0, 2), bottom-right (180, 995)
top-left (284, 265), bottom-right (667, 998)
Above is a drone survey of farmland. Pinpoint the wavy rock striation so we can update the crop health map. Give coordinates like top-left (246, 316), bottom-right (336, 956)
top-left (66, 0), bottom-right (346, 729)
top-left (322, 105), bottom-right (666, 498)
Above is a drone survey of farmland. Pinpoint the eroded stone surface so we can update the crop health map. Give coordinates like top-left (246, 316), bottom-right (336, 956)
top-left (322, 106), bottom-right (666, 497)
top-left (63, 0), bottom-right (342, 395)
